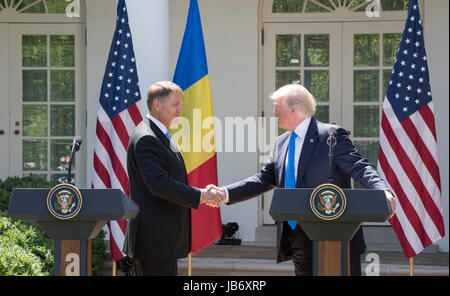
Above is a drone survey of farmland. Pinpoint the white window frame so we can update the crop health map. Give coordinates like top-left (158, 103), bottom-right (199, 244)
top-left (8, 23), bottom-right (86, 187)
top-left (258, 0), bottom-right (417, 225)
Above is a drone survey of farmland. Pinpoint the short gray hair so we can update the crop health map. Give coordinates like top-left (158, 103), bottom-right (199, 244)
top-left (270, 84), bottom-right (316, 118)
top-left (147, 81), bottom-right (183, 111)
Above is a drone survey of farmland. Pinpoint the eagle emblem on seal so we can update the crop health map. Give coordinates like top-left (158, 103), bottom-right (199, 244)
top-left (319, 190), bottom-right (340, 215)
top-left (47, 184), bottom-right (82, 220)
top-left (310, 184), bottom-right (346, 221)
top-left (56, 190), bottom-right (76, 214)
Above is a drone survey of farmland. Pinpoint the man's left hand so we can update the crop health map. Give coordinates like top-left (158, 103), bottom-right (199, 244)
top-left (385, 189), bottom-right (396, 219)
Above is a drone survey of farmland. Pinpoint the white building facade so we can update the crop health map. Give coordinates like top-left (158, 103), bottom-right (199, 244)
top-left (0, 0), bottom-right (448, 253)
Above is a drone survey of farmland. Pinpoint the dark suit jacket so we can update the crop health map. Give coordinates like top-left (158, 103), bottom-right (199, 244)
top-left (226, 117), bottom-right (387, 263)
top-left (123, 118), bottom-right (201, 260)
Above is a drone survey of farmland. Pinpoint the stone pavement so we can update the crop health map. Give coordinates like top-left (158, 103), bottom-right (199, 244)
top-left (176, 243), bottom-right (449, 276)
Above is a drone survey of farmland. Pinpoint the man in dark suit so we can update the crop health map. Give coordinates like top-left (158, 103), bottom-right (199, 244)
top-left (206, 84), bottom-right (395, 275)
top-left (123, 81), bottom-right (223, 275)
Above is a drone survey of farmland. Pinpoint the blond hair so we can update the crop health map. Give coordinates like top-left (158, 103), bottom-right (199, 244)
top-left (270, 84), bottom-right (316, 118)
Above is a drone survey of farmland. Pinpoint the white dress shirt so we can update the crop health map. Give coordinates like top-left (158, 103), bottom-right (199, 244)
top-left (284, 117), bottom-right (311, 181)
top-left (146, 113), bottom-right (168, 135)
top-left (223, 117), bottom-right (312, 203)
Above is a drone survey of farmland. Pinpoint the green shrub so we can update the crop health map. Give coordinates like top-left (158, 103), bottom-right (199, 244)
top-left (0, 212), bottom-right (54, 275)
top-left (0, 175), bottom-right (107, 276)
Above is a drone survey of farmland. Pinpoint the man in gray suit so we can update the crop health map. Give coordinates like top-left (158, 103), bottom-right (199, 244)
top-left (206, 84), bottom-right (396, 275)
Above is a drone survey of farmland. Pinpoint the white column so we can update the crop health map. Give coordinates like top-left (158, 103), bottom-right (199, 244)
top-left (424, 0), bottom-right (449, 253)
top-left (85, 0), bottom-right (170, 185)
top-left (127, 0), bottom-right (170, 104)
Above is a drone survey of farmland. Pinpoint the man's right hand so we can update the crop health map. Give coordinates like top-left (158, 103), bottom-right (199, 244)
top-left (201, 185), bottom-right (227, 207)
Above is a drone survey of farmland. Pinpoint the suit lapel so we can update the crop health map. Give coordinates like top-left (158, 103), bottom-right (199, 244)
top-left (276, 133), bottom-right (290, 187)
top-left (148, 119), bottom-right (183, 162)
top-left (296, 117), bottom-right (319, 187)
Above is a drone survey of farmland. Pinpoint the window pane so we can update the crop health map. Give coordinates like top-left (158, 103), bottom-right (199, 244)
top-left (50, 139), bottom-right (72, 171)
top-left (19, 0), bottom-right (46, 13)
top-left (22, 35), bottom-right (47, 67)
top-left (354, 34), bottom-right (379, 67)
top-left (23, 139), bottom-right (47, 171)
top-left (381, 0), bottom-right (409, 11)
top-left (46, 0), bottom-right (69, 13)
top-left (305, 0), bottom-right (332, 12)
top-left (304, 70), bottom-right (329, 102)
top-left (383, 33), bottom-right (402, 66)
top-left (354, 70), bottom-right (379, 102)
top-left (354, 106), bottom-right (379, 137)
top-left (50, 105), bottom-right (75, 136)
top-left (51, 174), bottom-right (72, 184)
top-left (272, 0), bottom-right (304, 13)
top-left (354, 139), bottom-right (379, 166)
top-left (51, 70), bottom-right (75, 102)
top-left (276, 35), bottom-right (301, 67)
top-left (276, 70), bottom-right (300, 89)
top-left (23, 173), bottom-right (49, 181)
top-left (23, 70), bottom-right (47, 102)
top-left (304, 34), bottom-right (329, 66)
top-left (50, 35), bottom-right (75, 67)
top-left (383, 70), bottom-right (392, 98)
top-left (315, 105), bottom-right (329, 123)
top-left (349, 0), bottom-right (370, 12)
top-left (23, 105), bottom-right (48, 137)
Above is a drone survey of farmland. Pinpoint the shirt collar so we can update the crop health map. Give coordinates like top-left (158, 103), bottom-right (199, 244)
top-left (293, 117), bottom-right (311, 140)
top-left (146, 113), bottom-right (168, 135)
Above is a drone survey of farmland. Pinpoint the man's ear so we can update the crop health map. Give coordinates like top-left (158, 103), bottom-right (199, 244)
top-left (152, 99), bottom-right (160, 112)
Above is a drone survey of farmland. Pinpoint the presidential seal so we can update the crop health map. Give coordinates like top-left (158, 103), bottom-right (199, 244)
top-left (310, 183), bottom-right (346, 221)
top-left (47, 183), bottom-right (82, 220)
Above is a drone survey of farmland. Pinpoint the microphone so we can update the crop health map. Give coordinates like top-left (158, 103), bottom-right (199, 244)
top-left (327, 127), bottom-right (337, 183)
top-left (72, 136), bottom-right (82, 152)
top-left (327, 127), bottom-right (337, 148)
top-left (67, 136), bottom-right (82, 184)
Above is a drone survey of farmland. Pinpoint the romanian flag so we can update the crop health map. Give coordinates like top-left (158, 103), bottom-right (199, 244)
top-left (172, 0), bottom-right (222, 254)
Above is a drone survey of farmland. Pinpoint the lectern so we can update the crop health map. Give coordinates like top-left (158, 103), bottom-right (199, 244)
top-left (8, 187), bottom-right (139, 276)
top-left (269, 186), bottom-right (391, 276)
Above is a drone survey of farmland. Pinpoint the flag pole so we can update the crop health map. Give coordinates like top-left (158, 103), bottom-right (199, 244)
top-left (188, 253), bottom-right (192, 276)
top-left (112, 260), bottom-right (117, 276)
top-left (409, 257), bottom-right (414, 276)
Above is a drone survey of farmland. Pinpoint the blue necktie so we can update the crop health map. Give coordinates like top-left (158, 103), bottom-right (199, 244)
top-left (285, 131), bottom-right (298, 230)
top-left (165, 130), bottom-right (173, 142)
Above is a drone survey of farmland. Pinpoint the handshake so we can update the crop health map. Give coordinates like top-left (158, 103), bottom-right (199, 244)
top-left (200, 185), bottom-right (227, 207)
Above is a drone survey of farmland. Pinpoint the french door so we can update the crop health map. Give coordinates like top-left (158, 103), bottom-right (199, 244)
top-left (3, 24), bottom-right (85, 185)
top-left (262, 21), bottom-right (403, 224)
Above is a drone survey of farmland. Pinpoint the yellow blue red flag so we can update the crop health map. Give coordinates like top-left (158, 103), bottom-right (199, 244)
top-left (173, 0), bottom-right (222, 254)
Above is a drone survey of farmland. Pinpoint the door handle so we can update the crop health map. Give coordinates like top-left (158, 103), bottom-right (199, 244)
top-left (14, 130), bottom-right (20, 135)
top-left (0, 130), bottom-right (4, 135)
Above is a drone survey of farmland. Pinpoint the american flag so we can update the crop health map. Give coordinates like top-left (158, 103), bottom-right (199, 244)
top-left (92, 0), bottom-right (144, 262)
top-left (377, 0), bottom-right (444, 259)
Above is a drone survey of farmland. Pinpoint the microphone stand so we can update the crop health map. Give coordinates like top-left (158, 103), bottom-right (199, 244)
top-left (67, 137), bottom-right (81, 185)
top-left (67, 144), bottom-right (76, 185)
top-left (327, 131), bottom-right (336, 183)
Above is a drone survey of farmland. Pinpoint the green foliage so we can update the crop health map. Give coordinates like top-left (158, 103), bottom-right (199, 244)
top-left (0, 175), bottom-right (107, 276)
top-left (0, 212), bottom-right (54, 275)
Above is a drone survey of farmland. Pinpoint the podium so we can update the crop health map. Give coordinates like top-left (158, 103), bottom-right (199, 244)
top-left (269, 187), bottom-right (391, 276)
top-left (7, 187), bottom-right (139, 276)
